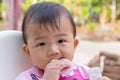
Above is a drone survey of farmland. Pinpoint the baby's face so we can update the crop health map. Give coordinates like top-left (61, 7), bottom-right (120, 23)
top-left (23, 15), bottom-right (78, 70)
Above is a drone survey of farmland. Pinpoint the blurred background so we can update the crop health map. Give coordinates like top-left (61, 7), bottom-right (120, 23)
top-left (1, 1), bottom-right (120, 79)
top-left (0, 0), bottom-right (120, 41)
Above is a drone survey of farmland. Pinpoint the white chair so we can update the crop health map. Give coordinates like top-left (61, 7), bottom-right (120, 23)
top-left (0, 30), bottom-right (32, 80)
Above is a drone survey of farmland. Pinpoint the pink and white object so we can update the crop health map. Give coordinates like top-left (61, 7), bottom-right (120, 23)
top-left (88, 67), bottom-right (102, 80)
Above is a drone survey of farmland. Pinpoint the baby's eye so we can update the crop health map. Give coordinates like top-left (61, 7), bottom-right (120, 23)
top-left (37, 42), bottom-right (46, 46)
top-left (58, 39), bottom-right (65, 43)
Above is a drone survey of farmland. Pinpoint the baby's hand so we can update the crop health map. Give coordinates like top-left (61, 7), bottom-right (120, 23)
top-left (42, 59), bottom-right (70, 80)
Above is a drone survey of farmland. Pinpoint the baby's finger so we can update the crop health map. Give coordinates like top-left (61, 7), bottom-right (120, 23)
top-left (59, 60), bottom-right (71, 70)
top-left (50, 59), bottom-right (70, 70)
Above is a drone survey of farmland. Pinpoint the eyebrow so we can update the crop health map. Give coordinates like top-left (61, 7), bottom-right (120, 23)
top-left (55, 33), bottom-right (67, 37)
top-left (34, 36), bottom-right (48, 41)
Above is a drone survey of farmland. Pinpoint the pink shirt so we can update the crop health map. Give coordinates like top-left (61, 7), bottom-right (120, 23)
top-left (15, 64), bottom-right (89, 80)
top-left (15, 63), bottom-right (90, 80)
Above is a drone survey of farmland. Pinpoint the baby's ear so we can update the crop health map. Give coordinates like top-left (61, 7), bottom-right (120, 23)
top-left (74, 39), bottom-right (79, 49)
top-left (22, 44), bottom-right (30, 57)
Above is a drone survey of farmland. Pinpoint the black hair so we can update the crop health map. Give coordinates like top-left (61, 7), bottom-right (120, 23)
top-left (22, 2), bottom-right (76, 44)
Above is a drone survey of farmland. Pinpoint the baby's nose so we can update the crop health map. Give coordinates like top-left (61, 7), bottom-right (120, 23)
top-left (48, 45), bottom-right (60, 57)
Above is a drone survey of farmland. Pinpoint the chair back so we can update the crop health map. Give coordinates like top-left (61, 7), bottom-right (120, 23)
top-left (0, 30), bottom-right (32, 80)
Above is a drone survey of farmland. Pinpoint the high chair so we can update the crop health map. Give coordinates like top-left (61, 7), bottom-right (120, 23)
top-left (0, 30), bottom-right (32, 80)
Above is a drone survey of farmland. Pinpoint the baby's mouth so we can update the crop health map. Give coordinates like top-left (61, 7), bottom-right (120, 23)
top-left (51, 57), bottom-right (65, 60)
top-left (58, 57), bottom-right (65, 60)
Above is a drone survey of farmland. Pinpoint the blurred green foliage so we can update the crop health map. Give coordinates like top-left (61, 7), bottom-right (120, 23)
top-left (86, 21), bottom-right (96, 31)
top-left (21, 0), bottom-right (33, 12)
top-left (15, 0), bottom-right (120, 21)
top-left (0, 0), bottom-right (120, 26)
top-left (0, 0), bottom-right (5, 11)
top-left (0, 0), bottom-right (5, 21)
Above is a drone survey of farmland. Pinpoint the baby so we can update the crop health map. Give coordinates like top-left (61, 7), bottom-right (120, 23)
top-left (16, 2), bottom-right (111, 80)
